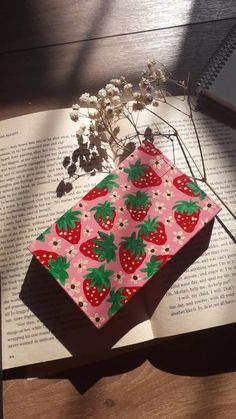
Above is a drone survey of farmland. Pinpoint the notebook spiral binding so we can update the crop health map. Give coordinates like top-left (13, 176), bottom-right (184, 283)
top-left (195, 23), bottom-right (236, 96)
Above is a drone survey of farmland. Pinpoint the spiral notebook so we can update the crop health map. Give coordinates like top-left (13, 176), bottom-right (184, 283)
top-left (196, 23), bottom-right (236, 112)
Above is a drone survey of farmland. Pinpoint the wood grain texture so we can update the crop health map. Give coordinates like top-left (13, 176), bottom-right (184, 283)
top-left (3, 363), bottom-right (236, 419)
top-left (4, 323), bottom-right (236, 418)
top-left (1, 0), bottom-right (236, 52)
top-left (1, 19), bottom-right (235, 120)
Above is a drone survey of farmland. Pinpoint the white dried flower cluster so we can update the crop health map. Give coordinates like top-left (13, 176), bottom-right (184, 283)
top-left (131, 59), bottom-right (171, 111)
top-left (69, 77), bottom-right (133, 142)
top-left (69, 59), bottom-right (176, 144)
top-left (69, 104), bottom-right (80, 121)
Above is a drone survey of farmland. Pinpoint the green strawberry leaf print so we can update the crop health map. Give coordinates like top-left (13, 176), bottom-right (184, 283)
top-left (93, 232), bottom-right (118, 262)
top-left (172, 200), bottom-right (201, 215)
top-left (48, 256), bottom-right (70, 285)
top-left (83, 264), bottom-right (114, 291)
top-left (123, 159), bottom-right (149, 181)
top-left (97, 174), bottom-right (119, 192)
top-left (56, 208), bottom-right (81, 230)
top-left (107, 288), bottom-right (126, 317)
top-left (91, 201), bottom-right (115, 222)
top-left (140, 255), bottom-right (162, 280)
top-left (187, 182), bottom-right (206, 201)
top-left (37, 226), bottom-right (51, 242)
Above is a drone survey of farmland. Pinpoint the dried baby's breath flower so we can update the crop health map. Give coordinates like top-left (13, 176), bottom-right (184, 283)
top-left (156, 69), bottom-right (168, 84)
top-left (88, 110), bottom-right (99, 119)
top-left (115, 105), bottom-right (123, 115)
top-left (80, 92), bottom-right (90, 104)
top-left (112, 95), bottom-right (121, 106)
top-left (76, 124), bottom-right (86, 136)
top-left (72, 104), bottom-right (80, 111)
top-left (95, 121), bottom-right (106, 132)
top-left (113, 86), bottom-right (120, 95)
top-left (104, 83), bottom-right (119, 97)
top-left (143, 93), bottom-right (153, 105)
top-left (145, 84), bottom-right (152, 93)
top-left (105, 83), bottom-right (115, 91)
top-left (147, 68), bottom-right (156, 79)
top-left (123, 83), bottom-right (133, 93)
top-left (89, 96), bottom-right (98, 106)
top-left (105, 106), bottom-right (114, 118)
top-left (103, 98), bottom-right (111, 107)
top-left (147, 58), bottom-right (156, 68)
top-left (132, 102), bottom-right (145, 111)
top-left (133, 92), bottom-right (142, 100)
top-left (106, 89), bottom-right (114, 97)
top-left (152, 99), bottom-right (159, 107)
top-left (70, 110), bottom-right (79, 122)
top-left (110, 78), bottom-right (122, 87)
top-left (139, 77), bottom-right (150, 90)
top-left (89, 124), bottom-right (95, 132)
top-left (98, 88), bottom-right (107, 98)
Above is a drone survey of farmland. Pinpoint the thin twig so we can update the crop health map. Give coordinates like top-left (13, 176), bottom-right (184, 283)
top-left (186, 79), bottom-right (207, 180)
top-left (123, 107), bottom-right (142, 144)
top-left (205, 180), bottom-right (236, 220)
top-left (145, 106), bottom-right (197, 179)
top-left (162, 98), bottom-right (190, 117)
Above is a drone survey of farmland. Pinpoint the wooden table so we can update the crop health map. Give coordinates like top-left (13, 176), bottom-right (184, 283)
top-left (2, 1), bottom-right (236, 417)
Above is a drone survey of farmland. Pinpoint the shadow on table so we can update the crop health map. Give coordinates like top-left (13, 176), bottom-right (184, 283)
top-left (54, 320), bottom-right (236, 394)
top-left (3, 220), bottom-right (227, 392)
top-left (19, 220), bottom-right (214, 363)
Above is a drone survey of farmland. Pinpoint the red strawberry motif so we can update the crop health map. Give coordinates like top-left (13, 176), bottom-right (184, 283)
top-left (107, 287), bottom-right (140, 317)
top-left (155, 254), bottom-right (173, 269)
top-left (137, 216), bottom-right (167, 245)
top-left (80, 232), bottom-right (117, 262)
top-left (121, 286), bottom-right (140, 301)
top-left (83, 264), bottom-right (114, 306)
top-left (124, 159), bottom-right (162, 188)
top-left (33, 250), bottom-right (59, 268)
top-left (173, 174), bottom-right (206, 201)
top-left (91, 201), bottom-right (116, 230)
top-left (83, 174), bottom-right (119, 201)
top-left (138, 139), bottom-right (162, 156)
top-left (55, 208), bottom-right (81, 244)
top-left (123, 191), bottom-right (151, 221)
top-left (33, 251), bottom-right (70, 285)
top-left (172, 200), bottom-right (201, 233)
top-left (119, 233), bottom-right (146, 273)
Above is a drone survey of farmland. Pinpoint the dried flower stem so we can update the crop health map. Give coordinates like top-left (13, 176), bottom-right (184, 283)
top-left (144, 106), bottom-right (197, 179)
top-left (61, 59), bottom-right (234, 220)
top-left (123, 107), bottom-right (142, 144)
top-left (161, 97), bottom-right (190, 118)
top-left (205, 180), bottom-right (236, 220)
top-left (145, 106), bottom-right (235, 218)
top-left (187, 94), bottom-right (206, 180)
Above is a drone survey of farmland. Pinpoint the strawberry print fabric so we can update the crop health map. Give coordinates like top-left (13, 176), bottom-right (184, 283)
top-left (28, 140), bottom-right (221, 328)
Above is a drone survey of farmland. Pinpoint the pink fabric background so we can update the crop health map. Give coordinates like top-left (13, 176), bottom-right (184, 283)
top-left (28, 142), bottom-right (221, 328)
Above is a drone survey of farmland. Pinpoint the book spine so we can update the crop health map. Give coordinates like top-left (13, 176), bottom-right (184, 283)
top-left (195, 23), bottom-right (236, 95)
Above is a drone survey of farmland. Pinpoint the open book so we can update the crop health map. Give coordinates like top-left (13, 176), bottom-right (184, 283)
top-left (1, 98), bottom-right (235, 370)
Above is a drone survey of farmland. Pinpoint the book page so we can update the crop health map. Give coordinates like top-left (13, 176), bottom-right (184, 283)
top-left (0, 110), bottom-right (153, 370)
top-left (129, 100), bottom-right (236, 337)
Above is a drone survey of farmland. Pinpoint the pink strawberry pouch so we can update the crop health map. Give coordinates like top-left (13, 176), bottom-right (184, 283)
top-left (28, 140), bottom-right (221, 328)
